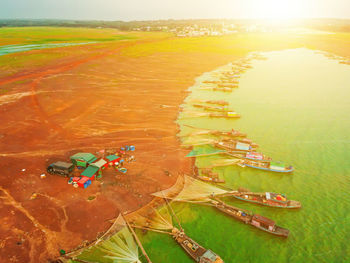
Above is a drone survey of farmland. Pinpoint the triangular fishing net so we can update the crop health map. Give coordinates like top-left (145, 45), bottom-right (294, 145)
top-left (97, 227), bottom-right (141, 263)
top-left (186, 145), bottom-right (226, 157)
top-left (124, 198), bottom-right (173, 231)
top-left (152, 175), bottom-right (229, 202)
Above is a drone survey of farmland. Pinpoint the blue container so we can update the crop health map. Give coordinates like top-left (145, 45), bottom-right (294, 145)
top-left (130, 145), bottom-right (135, 151)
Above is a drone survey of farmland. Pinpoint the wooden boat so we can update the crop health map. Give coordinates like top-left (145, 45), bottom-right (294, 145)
top-left (199, 87), bottom-right (233, 92)
top-left (241, 160), bottom-right (294, 173)
top-left (231, 192), bottom-right (301, 208)
top-left (217, 83), bottom-right (239, 88)
top-left (209, 112), bottom-right (240, 118)
top-left (227, 152), bottom-right (272, 162)
top-left (197, 175), bottom-right (225, 184)
top-left (182, 111), bottom-right (240, 118)
top-left (241, 64), bottom-right (252, 68)
top-left (188, 99), bottom-right (229, 106)
top-left (202, 80), bottom-right (220, 84)
top-left (214, 140), bottom-right (257, 153)
top-left (211, 200), bottom-right (289, 237)
top-left (213, 87), bottom-right (233, 92)
top-left (222, 73), bottom-right (240, 78)
top-left (172, 228), bottom-right (224, 263)
top-left (200, 168), bottom-right (219, 178)
top-left (182, 126), bottom-right (246, 139)
top-left (193, 104), bottom-right (231, 112)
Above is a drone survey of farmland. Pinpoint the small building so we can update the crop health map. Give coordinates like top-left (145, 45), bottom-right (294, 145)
top-left (90, 158), bottom-right (109, 178)
top-left (91, 158), bottom-right (108, 170)
top-left (70, 153), bottom-right (97, 168)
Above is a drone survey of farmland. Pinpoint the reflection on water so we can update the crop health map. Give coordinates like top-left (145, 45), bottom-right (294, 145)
top-left (0, 42), bottom-right (95, 56)
top-left (141, 48), bottom-right (350, 263)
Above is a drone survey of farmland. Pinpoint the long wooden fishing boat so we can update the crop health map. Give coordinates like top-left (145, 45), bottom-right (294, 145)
top-left (172, 228), bottom-right (224, 263)
top-left (226, 151), bottom-right (272, 162)
top-left (202, 80), bottom-right (221, 84)
top-left (217, 83), bottom-right (239, 88)
top-left (209, 112), bottom-right (240, 118)
top-left (199, 87), bottom-right (233, 92)
top-left (181, 111), bottom-right (240, 119)
top-left (241, 160), bottom-right (294, 173)
top-left (200, 168), bottom-right (219, 178)
top-left (231, 192), bottom-right (301, 208)
top-left (182, 125), bottom-right (247, 139)
top-left (213, 87), bottom-right (233, 92)
top-left (197, 175), bottom-right (225, 184)
top-left (193, 104), bottom-right (232, 112)
top-left (222, 73), bottom-right (240, 78)
top-left (211, 200), bottom-right (289, 237)
top-left (214, 140), bottom-right (257, 152)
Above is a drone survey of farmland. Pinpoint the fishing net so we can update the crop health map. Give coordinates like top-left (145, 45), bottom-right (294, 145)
top-left (73, 215), bottom-right (141, 263)
top-left (152, 175), bottom-right (229, 202)
top-left (124, 198), bottom-right (173, 231)
top-left (97, 227), bottom-right (141, 263)
top-left (186, 145), bottom-right (226, 157)
top-left (209, 158), bottom-right (240, 167)
top-left (181, 137), bottom-right (214, 147)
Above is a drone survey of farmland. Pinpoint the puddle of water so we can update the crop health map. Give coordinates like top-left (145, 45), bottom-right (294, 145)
top-left (0, 42), bottom-right (96, 56)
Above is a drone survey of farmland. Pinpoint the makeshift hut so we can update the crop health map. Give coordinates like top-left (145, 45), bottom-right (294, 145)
top-left (90, 158), bottom-right (109, 178)
top-left (70, 153), bottom-right (97, 168)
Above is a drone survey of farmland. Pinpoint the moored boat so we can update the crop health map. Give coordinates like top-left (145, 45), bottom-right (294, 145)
top-left (197, 175), bottom-right (225, 183)
top-left (227, 151), bottom-right (272, 162)
top-left (208, 112), bottom-right (240, 118)
top-left (211, 200), bottom-right (289, 237)
top-left (217, 83), bottom-right (239, 88)
top-left (232, 192), bottom-right (301, 208)
top-left (193, 104), bottom-right (231, 112)
top-left (172, 228), bottom-right (224, 263)
top-left (241, 160), bottom-right (294, 173)
top-left (214, 140), bottom-right (257, 152)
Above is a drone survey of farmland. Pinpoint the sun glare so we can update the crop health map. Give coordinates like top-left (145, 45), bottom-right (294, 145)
top-left (251, 0), bottom-right (305, 20)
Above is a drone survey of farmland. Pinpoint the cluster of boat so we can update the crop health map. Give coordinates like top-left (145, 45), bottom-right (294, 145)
top-left (183, 124), bottom-right (294, 174)
top-left (316, 50), bottom-right (350, 65)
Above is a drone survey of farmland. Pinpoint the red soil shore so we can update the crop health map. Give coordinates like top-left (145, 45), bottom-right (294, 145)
top-left (0, 39), bottom-right (239, 262)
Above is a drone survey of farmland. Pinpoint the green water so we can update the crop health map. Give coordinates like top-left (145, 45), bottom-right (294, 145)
top-left (0, 42), bottom-right (95, 56)
top-left (139, 48), bottom-right (350, 263)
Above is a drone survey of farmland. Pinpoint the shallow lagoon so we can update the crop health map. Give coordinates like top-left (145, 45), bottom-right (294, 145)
top-left (0, 42), bottom-right (95, 56)
top-left (140, 48), bottom-right (350, 263)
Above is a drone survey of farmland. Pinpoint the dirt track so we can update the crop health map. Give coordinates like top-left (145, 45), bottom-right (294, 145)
top-left (0, 39), bottom-right (239, 262)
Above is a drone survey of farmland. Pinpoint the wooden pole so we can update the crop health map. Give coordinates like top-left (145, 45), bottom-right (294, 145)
top-left (122, 215), bottom-right (153, 263)
top-left (163, 194), bottom-right (183, 232)
top-left (130, 224), bottom-right (173, 235)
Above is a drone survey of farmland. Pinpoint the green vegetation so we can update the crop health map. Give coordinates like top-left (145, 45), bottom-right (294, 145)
top-left (0, 27), bottom-right (138, 46)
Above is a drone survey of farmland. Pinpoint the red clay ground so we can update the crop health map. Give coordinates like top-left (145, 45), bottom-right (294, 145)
top-left (0, 39), bottom-right (240, 262)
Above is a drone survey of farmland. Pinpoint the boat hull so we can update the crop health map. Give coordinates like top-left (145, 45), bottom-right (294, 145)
top-left (244, 164), bottom-right (294, 173)
top-left (232, 195), bottom-right (301, 208)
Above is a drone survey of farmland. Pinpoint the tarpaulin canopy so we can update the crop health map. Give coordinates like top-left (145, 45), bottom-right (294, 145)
top-left (81, 166), bottom-right (99, 178)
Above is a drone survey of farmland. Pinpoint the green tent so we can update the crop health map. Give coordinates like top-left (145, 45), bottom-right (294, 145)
top-left (70, 153), bottom-right (97, 167)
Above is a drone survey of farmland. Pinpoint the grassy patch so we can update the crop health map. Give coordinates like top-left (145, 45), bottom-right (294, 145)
top-left (0, 27), bottom-right (139, 46)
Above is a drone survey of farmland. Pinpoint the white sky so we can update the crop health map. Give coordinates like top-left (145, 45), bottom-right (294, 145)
top-left (0, 0), bottom-right (349, 21)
